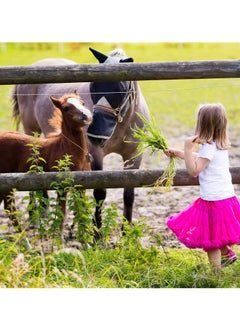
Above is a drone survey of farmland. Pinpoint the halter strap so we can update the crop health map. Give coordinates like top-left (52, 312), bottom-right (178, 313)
top-left (61, 133), bottom-right (91, 163)
top-left (92, 81), bottom-right (135, 123)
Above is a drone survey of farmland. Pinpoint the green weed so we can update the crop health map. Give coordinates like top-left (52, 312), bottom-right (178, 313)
top-left (1, 229), bottom-right (240, 288)
top-left (131, 114), bottom-right (176, 191)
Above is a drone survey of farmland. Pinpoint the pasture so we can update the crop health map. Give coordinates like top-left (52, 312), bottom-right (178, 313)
top-left (1, 42), bottom-right (240, 134)
top-left (0, 42), bottom-right (240, 288)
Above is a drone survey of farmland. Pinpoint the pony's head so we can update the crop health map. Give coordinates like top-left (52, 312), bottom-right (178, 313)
top-left (49, 91), bottom-right (92, 130)
top-left (87, 48), bottom-right (135, 147)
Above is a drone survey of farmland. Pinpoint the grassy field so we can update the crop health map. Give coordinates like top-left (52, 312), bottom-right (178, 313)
top-left (1, 221), bottom-right (240, 288)
top-left (1, 42), bottom-right (240, 135)
top-left (0, 42), bottom-right (240, 288)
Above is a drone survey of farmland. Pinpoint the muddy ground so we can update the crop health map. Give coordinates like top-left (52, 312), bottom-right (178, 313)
top-left (1, 129), bottom-right (240, 249)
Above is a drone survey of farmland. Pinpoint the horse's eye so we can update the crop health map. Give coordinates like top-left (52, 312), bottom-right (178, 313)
top-left (63, 106), bottom-right (70, 112)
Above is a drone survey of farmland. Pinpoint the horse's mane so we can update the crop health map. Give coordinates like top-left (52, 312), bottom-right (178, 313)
top-left (48, 108), bottom-right (62, 136)
top-left (108, 48), bottom-right (127, 58)
top-left (105, 48), bottom-right (128, 64)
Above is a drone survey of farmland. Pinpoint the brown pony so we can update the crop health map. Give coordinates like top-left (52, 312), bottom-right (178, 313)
top-left (0, 91), bottom-right (92, 232)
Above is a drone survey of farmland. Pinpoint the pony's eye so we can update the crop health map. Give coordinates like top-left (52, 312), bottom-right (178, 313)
top-left (63, 106), bottom-right (70, 112)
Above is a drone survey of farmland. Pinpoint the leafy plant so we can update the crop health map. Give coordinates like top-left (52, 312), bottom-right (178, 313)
top-left (26, 132), bottom-right (46, 173)
top-left (51, 155), bottom-right (97, 247)
top-left (131, 114), bottom-right (176, 191)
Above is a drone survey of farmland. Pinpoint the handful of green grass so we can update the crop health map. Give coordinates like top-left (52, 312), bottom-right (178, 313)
top-left (132, 114), bottom-right (176, 191)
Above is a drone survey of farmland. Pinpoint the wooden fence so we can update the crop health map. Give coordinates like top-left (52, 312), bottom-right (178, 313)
top-left (0, 167), bottom-right (240, 191)
top-left (1, 60), bottom-right (240, 84)
top-left (1, 60), bottom-right (240, 191)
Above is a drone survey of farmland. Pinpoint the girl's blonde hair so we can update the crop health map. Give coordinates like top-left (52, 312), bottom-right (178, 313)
top-left (195, 103), bottom-right (230, 150)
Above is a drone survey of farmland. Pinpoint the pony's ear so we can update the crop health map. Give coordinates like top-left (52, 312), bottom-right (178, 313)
top-left (120, 57), bottom-right (134, 63)
top-left (89, 47), bottom-right (108, 63)
top-left (74, 89), bottom-right (79, 96)
top-left (50, 96), bottom-right (61, 109)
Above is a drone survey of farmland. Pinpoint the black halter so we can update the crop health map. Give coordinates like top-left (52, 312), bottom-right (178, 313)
top-left (87, 81), bottom-right (135, 141)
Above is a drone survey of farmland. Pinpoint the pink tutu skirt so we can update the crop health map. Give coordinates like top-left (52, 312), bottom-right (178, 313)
top-left (166, 196), bottom-right (240, 251)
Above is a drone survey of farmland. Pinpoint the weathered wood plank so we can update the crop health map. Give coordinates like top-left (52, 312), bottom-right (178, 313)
top-left (1, 60), bottom-right (240, 84)
top-left (0, 167), bottom-right (239, 191)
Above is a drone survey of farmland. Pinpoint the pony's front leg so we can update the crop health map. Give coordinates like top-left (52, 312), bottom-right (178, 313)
top-left (90, 152), bottom-right (106, 233)
top-left (123, 187), bottom-right (134, 226)
top-left (2, 191), bottom-right (20, 232)
top-left (57, 191), bottom-right (67, 236)
top-left (93, 188), bottom-right (107, 229)
top-left (122, 154), bottom-right (142, 228)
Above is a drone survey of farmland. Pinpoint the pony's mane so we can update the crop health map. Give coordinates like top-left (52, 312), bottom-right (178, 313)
top-left (48, 110), bottom-right (62, 137)
top-left (108, 48), bottom-right (127, 58)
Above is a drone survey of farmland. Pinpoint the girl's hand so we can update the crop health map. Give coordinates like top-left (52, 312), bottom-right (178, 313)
top-left (184, 135), bottom-right (199, 150)
top-left (164, 149), bottom-right (174, 157)
top-left (164, 148), bottom-right (184, 160)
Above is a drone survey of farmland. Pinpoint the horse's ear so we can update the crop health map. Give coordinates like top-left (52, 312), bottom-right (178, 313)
top-left (89, 47), bottom-right (108, 63)
top-left (50, 96), bottom-right (61, 109)
top-left (74, 89), bottom-right (79, 96)
top-left (120, 57), bottom-right (134, 63)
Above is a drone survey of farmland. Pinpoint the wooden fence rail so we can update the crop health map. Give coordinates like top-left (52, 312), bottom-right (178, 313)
top-left (0, 60), bottom-right (240, 191)
top-left (0, 167), bottom-right (240, 191)
top-left (1, 60), bottom-right (240, 84)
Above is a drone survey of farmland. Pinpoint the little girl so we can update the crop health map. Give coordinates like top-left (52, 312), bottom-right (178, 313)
top-left (165, 103), bottom-right (240, 271)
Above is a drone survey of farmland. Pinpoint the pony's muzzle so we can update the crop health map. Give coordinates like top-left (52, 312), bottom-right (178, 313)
top-left (74, 112), bottom-right (92, 125)
top-left (87, 108), bottom-right (118, 148)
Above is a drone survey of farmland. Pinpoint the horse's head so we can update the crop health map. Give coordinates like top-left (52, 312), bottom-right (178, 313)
top-left (50, 90), bottom-right (92, 129)
top-left (87, 48), bottom-right (135, 147)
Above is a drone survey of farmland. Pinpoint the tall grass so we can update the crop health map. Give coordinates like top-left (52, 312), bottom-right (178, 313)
top-left (1, 231), bottom-right (240, 288)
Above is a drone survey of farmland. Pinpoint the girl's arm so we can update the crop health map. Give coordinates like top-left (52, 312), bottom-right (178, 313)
top-left (184, 136), bottom-right (209, 177)
top-left (165, 136), bottom-right (210, 177)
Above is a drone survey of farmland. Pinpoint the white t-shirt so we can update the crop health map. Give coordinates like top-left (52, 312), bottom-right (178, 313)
top-left (198, 141), bottom-right (235, 201)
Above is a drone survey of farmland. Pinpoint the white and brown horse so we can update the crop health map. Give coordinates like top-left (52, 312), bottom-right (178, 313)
top-left (11, 47), bottom-right (150, 229)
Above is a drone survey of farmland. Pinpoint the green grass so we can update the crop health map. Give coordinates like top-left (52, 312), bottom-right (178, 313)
top-left (1, 42), bottom-right (240, 287)
top-left (1, 231), bottom-right (240, 288)
top-left (1, 42), bottom-right (240, 135)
